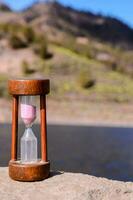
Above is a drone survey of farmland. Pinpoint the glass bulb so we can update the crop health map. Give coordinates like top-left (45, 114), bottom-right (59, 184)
top-left (20, 96), bottom-right (38, 164)
top-left (21, 127), bottom-right (37, 163)
top-left (20, 96), bottom-right (36, 127)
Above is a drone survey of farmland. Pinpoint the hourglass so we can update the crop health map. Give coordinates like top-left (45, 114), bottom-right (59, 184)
top-left (8, 79), bottom-right (50, 182)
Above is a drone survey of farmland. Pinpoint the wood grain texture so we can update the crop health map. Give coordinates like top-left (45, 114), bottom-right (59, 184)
top-left (8, 79), bottom-right (50, 95)
top-left (9, 160), bottom-right (50, 182)
top-left (40, 95), bottom-right (47, 161)
top-left (11, 96), bottom-right (18, 160)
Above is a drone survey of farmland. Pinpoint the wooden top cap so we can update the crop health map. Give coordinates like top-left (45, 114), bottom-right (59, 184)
top-left (8, 79), bottom-right (50, 95)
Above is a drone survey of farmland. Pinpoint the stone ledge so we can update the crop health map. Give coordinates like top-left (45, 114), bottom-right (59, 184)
top-left (0, 168), bottom-right (133, 200)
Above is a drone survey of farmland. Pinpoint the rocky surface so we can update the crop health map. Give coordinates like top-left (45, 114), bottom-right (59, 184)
top-left (0, 168), bottom-right (133, 200)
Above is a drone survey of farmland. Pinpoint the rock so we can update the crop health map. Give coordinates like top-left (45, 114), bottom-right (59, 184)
top-left (0, 168), bottom-right (133, 200)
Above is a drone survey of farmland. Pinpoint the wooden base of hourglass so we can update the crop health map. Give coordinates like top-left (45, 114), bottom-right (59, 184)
top-left (9, 160), bottom-right (50, 182)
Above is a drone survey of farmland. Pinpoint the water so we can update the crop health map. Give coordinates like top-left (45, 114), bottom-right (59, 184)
top-left (1, 124), bottom-right (133, 181)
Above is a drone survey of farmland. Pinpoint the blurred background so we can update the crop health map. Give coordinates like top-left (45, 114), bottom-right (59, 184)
top-left (1, 0), bottom-right (133, 125)
top-left (1, 0), bottom-right (133, 182)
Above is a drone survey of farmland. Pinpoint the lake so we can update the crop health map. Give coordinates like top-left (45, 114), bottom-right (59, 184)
top-left (0, 124), bottom-right (133, 182)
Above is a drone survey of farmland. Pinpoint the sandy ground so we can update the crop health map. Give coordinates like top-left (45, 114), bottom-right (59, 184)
top-left (1, 168), bottom-right (133, 200)
top-left (1, 98), bottom-right (133, 126)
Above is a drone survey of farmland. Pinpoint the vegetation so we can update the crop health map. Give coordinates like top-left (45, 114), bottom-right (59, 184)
top-left (21, 60), bottom-right (36, 75)
top-left (40, 44), bottom-right (133, 102)
top-left (1, 21), bottom-right (133, 103)
top-left (33, 35), bottom-right (52, 59)
top-left (77, 69), bottom-right (95, 89)
top-left (23, 26), bottom-right (35, 43)
top-left (9, 34), bottom-right (28, 49)
top-left (33, 36), bottom-right (48, 59)
top-left (0, 74), bottom-right (8, 98)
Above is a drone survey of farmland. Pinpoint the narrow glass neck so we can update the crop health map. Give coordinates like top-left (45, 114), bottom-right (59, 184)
top-left (25, 123), bottom-right (33, 128)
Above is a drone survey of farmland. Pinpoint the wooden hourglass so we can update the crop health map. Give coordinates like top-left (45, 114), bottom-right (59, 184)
top-left (8, 79), bottom-right (50, 182)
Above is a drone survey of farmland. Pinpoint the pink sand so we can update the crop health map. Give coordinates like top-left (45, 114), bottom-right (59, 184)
top-left (20, 104), bottom-right (36, 125)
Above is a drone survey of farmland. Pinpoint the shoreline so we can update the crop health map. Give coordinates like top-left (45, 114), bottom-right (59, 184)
top-left (1, 98), bottom-right (133, 127)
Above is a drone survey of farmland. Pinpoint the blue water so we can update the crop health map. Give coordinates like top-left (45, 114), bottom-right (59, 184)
top-left (0, 124), bottom-right (133, 182)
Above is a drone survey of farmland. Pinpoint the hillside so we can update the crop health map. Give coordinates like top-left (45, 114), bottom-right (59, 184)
top-left (1, 2), bottom-right (133, 49)
top-left (22, 2), bottom-right (133, 49)
top-left (0, 3), bottom-right (11, 12)
top-left (1, 1), bottom-right (133, 104)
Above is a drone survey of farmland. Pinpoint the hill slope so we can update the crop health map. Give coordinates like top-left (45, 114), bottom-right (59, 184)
top-left (1, 2), bottom-right (133, 49)
top-left (22, 2), bottom-right (133, 49)
top-left (0, 3), bottom-right (11, 12)
top-left (1, 2), bottom-right (133, 103)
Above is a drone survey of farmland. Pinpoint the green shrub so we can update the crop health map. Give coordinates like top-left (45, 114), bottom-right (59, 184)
top-left (0, 23), bottom-right (10, 36)
top-left (33, 35), bottom-right (51, 59)
top-left (23, 26), bottom-right (35, 43)
top-left (21, 60), bottom-right (36, 75)
top-left (0, 75), bottom-right (8, 98)
top-left (39, 42), bottom-right (48, 59)
top-left (9, 34), bottom-right (27, 49)
top-left (73, 43), bottom-right (94, 59)
top-left (0, 23), bottom-right (35, 48)
top-left (77, 68), bottom-right (96, 89)
top-left (52, 36), bottom-right (94, 59)
top-left (110, 62), bottom-right (118, 71)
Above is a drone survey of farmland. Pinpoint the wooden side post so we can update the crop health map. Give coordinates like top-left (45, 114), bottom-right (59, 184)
top-left (40, 95), bottom-right (47, 162)
top-left (11, 95), bottom-right (18, 160)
